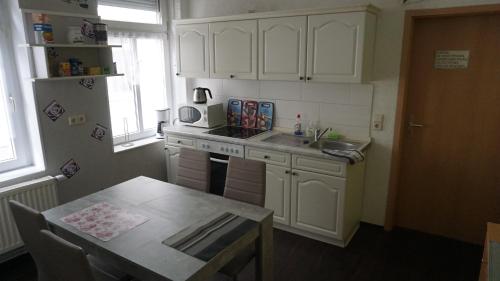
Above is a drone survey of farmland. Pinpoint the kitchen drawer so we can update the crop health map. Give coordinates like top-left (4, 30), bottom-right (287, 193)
top-left (292, 154), bottom-right (346, 177)
top-left (166, 135), bottom-right (196, 148)
top-left (246, 147), bottom-right (291, 167)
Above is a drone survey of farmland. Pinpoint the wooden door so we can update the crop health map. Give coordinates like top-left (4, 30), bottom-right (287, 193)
top-left (291, 169), bottom-right (345, 239)
top-left (175, 24), bottom-right (209, 78)
top-left (265, 164), bottom-right (291, 225)
top-left (209, 20), bottom-right (257, 80)
top-left (306, 12), bottom-right (370, 83)
top-left (166, 146), bottom-right (180, 184)
top-left (395, 13), bottom-right (500, 244)
top-left (258, 16), bottom-right (307, 81)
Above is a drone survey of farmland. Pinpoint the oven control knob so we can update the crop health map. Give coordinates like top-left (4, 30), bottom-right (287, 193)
top-left (220, 147), bottom-right (224, 151)
top-left (225, 148), bottom-right (229, 152)
top-left (206, 145), bottom-right (210, 149)
top-left (230, 148), bottom-right (234, 153)
top-left (235, 149), bottom-right (239, 154)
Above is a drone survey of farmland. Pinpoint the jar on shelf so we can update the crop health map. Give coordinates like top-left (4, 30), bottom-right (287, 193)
top-left (94, 23), bottom-right (108, 45)
top-left (67, 26), bottom-right (84, 44)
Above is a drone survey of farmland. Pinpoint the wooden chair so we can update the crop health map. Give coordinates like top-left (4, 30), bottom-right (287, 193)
top-left (221, 157), bottom-right (266, 281)
top-left (8, 200), bottom-right (130, 281)
top-left (176, 147), bottom-right (211, 193)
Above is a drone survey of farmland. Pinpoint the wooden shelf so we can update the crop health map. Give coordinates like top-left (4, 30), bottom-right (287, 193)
top-left (31, 73), bottom-right (124, 82)
top-left (21, 43), bottom-right (122, 48)
top-left (21, 8), bottom-right (99, 19)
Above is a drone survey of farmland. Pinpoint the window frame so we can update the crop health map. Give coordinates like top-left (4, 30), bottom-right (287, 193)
top-left (0, 23), bottom-right (33, 174)
top-left (99, 0), bottom-right (172, 145)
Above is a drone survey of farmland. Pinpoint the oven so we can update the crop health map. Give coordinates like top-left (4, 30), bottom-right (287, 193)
top-left (197, 140), bottom-right (244, 196)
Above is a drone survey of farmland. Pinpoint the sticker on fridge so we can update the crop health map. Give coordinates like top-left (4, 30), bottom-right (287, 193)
top-left (60, 159), bottom-right (80, 179)
top-left (91, 123), bottom-right (107, 141)
top-left (43, 100), bottom-right (66, 122)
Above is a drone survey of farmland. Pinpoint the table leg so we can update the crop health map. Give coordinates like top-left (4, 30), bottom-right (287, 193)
top-left (256, 215), bottom-right (273, 281)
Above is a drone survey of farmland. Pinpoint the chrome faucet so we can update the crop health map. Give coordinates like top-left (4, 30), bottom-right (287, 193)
top-left (314, 128), bottom-right (331, 142)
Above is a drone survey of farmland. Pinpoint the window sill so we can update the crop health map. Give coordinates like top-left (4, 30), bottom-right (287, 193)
top-left (0, 165), bottom-right (46, 186)
top-left (113, 136), bottom-right (164, 154)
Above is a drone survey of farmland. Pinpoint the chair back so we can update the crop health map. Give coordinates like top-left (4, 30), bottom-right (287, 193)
top-left (223, 157), bottom-right (266, 206)
top-left (8, 200), bottom-right (51, 281)
top-left (176, 147), bottom-right (211, 193)
top-left (39, 230), bottom-right (96, 281)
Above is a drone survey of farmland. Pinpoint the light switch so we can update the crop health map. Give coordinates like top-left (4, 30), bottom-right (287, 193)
top-left (372, 114), bottom-right (384, 131)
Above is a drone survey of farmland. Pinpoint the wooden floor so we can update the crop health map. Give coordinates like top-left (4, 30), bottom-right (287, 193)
top-left (0, 223), bottom-right (482, 281)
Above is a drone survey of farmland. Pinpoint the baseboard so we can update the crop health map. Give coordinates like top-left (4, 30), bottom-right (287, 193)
top-left (272, 223), bottom-right (360, 248)
top-left (0, 246), bottom-right (27, 264)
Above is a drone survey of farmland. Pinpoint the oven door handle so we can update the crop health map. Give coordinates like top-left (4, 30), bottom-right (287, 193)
top-left (210, 158), bottom-right (229, 164)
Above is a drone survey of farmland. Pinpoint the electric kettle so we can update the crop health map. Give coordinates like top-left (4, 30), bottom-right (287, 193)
top-left (193, 87), bottom-right (212, 104)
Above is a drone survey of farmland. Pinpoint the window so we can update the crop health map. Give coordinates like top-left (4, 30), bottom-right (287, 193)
top-left (98, 0), bottom-right (170, 145)
top-left (98, 0), bottom-right (161, 24)
top-left (107, 33), bottom-right (168, 142)
top-left (0, 22), bottom-right (32, 174)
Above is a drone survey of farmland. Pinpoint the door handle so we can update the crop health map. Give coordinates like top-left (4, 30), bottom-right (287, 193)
top-left (408, 122), bottom-right (424, 128)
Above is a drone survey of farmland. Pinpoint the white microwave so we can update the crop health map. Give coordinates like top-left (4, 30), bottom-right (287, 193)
top-left (178, 103), bottom-right (225, 128)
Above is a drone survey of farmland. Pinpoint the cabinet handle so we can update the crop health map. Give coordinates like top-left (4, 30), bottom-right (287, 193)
top-left (263, 155), bottom-right (270, 159)
top-left (306, 77), bottom-right (312, 81)
top-left (299, 76), bottom-right (304, 80)
top-left (292, 172), bottom-right (298, 176)
top-left (177, 140), bottom-right (181, 144)
top-left (176, 73), bottom-right (180, 76)
top-left (230, 74), bottom-right (235, 79)
top-left (285, 170), bottom-right (290, 174)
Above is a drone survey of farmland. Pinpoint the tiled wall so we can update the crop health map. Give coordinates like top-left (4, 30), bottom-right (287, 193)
top-left (186, 78), bottom-right (373, 140)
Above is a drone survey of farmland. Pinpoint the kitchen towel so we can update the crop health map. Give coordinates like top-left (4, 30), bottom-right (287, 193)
top-left (321, 149), bottom-right (365, 164)
top-left (163, 212), bottom-right (258, 262)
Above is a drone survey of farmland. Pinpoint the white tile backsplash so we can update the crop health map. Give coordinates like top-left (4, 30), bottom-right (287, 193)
top-left (222, 79), bottom-right (260, 98)
top-left (260, 81), bottom-right (302, 101)
top-left (184, 78), bottom-right (374, 139)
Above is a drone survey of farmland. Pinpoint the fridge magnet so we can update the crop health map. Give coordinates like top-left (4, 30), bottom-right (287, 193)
top-left (60, 158), bottom-right (80, 179)
top-left (43, 100), bottom-right (66, 122)
top-left (81, 20), bottom-right (95, 40)
top-left (79, 78), bottom-right (95, 90)
top-left (91, 123), bottom-right (107, 142)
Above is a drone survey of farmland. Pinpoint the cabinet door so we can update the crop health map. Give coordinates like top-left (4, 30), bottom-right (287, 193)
top-left (265, 164), bottom-right (291, 225)
top-left (306, 12), bottom-right (366, 83)
top-left (209, 20), bottom-right (257, 79)
top-left (166, 146), bottom-right (180, 184)
top-left (259, 16), bottom-right (307, 81)
top-left (175, 24), bottom-right (209, 78)
top-left (291, 169), bottom-right (345, 239)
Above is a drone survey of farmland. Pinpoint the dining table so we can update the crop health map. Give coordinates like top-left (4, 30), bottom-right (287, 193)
top-left (43, 176), bottom-right (274, 281)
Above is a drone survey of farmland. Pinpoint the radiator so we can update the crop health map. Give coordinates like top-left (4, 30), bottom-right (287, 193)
top-left (0, 176), bottom-right (59, 256)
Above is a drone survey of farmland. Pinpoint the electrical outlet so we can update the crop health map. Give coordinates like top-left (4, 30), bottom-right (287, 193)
top-left (372, 114), bottom-right (384, 131)
top-left (68, 114), bottom-right (87, 126)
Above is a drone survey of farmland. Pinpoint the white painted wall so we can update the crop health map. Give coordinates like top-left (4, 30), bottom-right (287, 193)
top-left (174, 0), bottom-right (500, 225)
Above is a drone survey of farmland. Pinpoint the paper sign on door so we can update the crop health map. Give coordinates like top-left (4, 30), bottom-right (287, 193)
top-left (434, 50), bottom-right (470, 69)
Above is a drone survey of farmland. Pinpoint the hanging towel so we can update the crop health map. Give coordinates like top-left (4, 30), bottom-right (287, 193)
top-left (321, 149), bottom-right (365, 164)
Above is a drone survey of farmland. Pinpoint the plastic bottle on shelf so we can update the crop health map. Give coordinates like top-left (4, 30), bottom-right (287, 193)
top-left (294, 114), bottom-right (303, 136)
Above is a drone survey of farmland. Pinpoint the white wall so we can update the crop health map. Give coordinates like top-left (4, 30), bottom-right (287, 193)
top-left (174, 0), bottom-right (500, 225)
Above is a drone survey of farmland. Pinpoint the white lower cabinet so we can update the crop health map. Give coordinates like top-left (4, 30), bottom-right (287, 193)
top-left (166, 146), bottom-right (180, 184)
top-left (247, 146), bottom-right (364, 247)
top-left (265, 164), bottom-right (291, 225)
top-left (290, 170), bottom-right (345, 239)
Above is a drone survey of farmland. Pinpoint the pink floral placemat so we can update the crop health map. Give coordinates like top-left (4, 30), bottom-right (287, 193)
top-left (61, 202), bottom-right (150, 242)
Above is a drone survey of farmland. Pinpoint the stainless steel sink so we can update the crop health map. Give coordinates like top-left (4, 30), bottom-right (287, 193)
top-left (261, 133), bottom-right (313, 147)
top-left (308, 139), bottom-right (363, 151)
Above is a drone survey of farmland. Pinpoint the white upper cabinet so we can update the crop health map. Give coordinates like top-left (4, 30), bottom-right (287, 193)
top-left (209, 20), bottom-right (258, 80)
top-left (306, 12), bottom-right (376, 83)
top-left (175, 24), bottom-right (210, 78)
top-left (258, 16), bottom-right (307, 81)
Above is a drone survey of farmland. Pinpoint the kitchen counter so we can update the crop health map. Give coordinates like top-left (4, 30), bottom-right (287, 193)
top-left (163, 125), bottom-right (371, 163)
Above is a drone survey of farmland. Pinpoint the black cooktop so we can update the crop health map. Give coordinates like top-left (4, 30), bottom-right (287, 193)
top-left (204, 126), bottom-right (266, 139)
